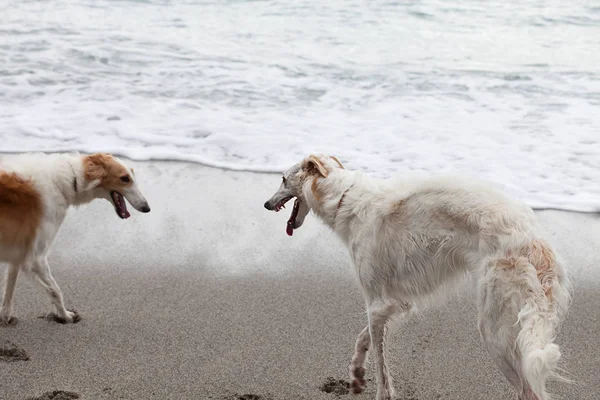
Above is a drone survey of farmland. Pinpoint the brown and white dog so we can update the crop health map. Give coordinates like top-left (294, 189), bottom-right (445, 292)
top-left (0, 152), bottom-right (150, 324)
top-left (264, 154), bottom-right (571, 400)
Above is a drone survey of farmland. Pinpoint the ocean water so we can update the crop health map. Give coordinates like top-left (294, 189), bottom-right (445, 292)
top-left (1, 0), bottom-right (599, 211)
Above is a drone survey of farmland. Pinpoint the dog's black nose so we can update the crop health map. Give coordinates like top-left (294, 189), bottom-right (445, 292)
top-left (140, 204), bottom-right (151, 213)
top-left (264, 201), bottom-right (272, 210)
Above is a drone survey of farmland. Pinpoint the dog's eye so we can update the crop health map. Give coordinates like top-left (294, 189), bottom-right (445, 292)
top-left (282, 177), bottom-right (287, 185)
top-left (120, 176), bottom-right (130, 183)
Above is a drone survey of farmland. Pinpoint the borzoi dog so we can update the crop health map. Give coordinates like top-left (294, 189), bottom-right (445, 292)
top-left (264, 154), bottom-right (570, 400)
top-left (0, 152), bottom-right (150, 324)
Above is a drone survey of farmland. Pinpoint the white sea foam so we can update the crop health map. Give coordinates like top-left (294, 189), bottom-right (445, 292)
top-left (1, 0), bottom-right (599, 211)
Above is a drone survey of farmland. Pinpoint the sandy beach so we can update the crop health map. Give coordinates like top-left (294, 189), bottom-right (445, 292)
top-left (1, 161), bottom-right (599, 400)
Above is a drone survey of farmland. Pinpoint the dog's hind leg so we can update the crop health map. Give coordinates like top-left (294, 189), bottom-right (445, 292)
top-left (368, 299), bottom-right (411, 400)
top-left (479, 320), bottom-right (528, 399)
top-left (0, 263), bottom-right (20, 325)
top-left (31, 257), bottom-right (77, 323)
top-left (478, 261), bottom-right (543, 400)
top-left (349, 325), bottom-right (370, 394)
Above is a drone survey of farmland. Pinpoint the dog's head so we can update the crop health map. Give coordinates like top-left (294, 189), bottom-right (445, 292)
top-left (264, 154), bottom-right (345, 236)
top-left (83, 153), bottom-right (151, 219)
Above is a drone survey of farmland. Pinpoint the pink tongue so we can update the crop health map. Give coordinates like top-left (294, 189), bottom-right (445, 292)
top-left (286, 198), bottom-right (300, 236)
top-left (115, 193), bottom-right (131, 219)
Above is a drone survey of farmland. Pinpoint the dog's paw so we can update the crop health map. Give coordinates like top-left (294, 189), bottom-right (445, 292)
top-left (350, 380), bottom-right (365, 394)
top-left (62, 310), bottom-right (81, 324)
top-left (39, 309), bottom-right (81, 324)
top-left (349, 366), bottom-right (366, 394)
top-left (0, 315), bottom-right (18, 327)
top-left (349, 365), bottom-right (367, 394)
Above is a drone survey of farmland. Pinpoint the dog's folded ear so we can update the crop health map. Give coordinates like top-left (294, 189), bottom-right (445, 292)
top-left (303, 155), bottom-right (329, 177)
top-left (330, 156), bottom-right (344, 170)
top-left (82, 153), bottom-right (110, 189)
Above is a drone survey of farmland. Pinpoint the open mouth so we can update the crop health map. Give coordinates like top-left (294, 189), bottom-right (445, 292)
top-left (111, 191), bottom-right (131, 219)
top-left (274, 196), bottom-right (293, 212)
top-left (275, 196), bottom-right (300, 236)
top-left (273, 196), bottom-right (301, 236)
top-left (286, 198), bottom-right (301, 236)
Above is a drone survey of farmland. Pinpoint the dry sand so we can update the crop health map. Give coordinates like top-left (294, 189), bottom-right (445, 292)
top-left (1, 161), bottom-right (599, 400)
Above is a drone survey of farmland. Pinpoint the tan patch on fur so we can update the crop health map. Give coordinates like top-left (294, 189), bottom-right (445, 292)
top-left (528, 240), bottom-right (556, 299)
top-left (330, 156), bottom-right (345, 169)
top-left (0, 172), bottom-right (43, 257)
top-left (499, 240), bottom-right (557, 299)
top-left (432, 207), bottom-right (477, 233)
top-left (389, 199), bottom-right (407, 218)
top-left (83, 153), bottom-right (132, 191)
top-left (311, 177), bottom-right (323, 203)
top-left (496, 258), bottom-right (517, 269)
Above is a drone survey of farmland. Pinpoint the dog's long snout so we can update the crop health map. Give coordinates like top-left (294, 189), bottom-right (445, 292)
top-left (264, 201), bottom-right (273, 210)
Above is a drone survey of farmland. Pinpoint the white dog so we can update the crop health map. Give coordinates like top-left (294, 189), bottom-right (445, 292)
top-left (0, 152), bottom-right (150, 324)
top-left (264, 154), bottom-right (570, 400)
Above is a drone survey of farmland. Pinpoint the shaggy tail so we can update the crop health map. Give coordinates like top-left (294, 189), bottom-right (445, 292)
top-left (515, 258), bottom-right (571, 400)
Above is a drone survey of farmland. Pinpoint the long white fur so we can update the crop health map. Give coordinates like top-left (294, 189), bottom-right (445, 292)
top-left (267, 155), bottom-right (571, 400)
top-left (0, 152), bottom-right (148, 324)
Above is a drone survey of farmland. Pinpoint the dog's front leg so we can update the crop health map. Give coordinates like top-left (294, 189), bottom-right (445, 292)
top-left (349, 325), bottom-right (370, 393)
top-left (368, 301), bottom-right (397, 400)
top-left (0, 263), bottom-right (20, 325)
top-left (31, 257), bottom-right (78, 323)
top-left (519, 388), bottom-right (542, 400)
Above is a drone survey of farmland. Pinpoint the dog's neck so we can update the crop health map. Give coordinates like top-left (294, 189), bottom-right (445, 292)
top-left (306, 171), bottom-right (360, 234)
top-left (333, 184), bottom-right (355, 222)
top-left (67, 161), bottom-right (78, 196)
top-left (57, 156), bottom-right (97, 207)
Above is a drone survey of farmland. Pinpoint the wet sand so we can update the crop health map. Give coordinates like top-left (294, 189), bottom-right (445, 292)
top-left (1, 161), bottom-right (599, 399)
